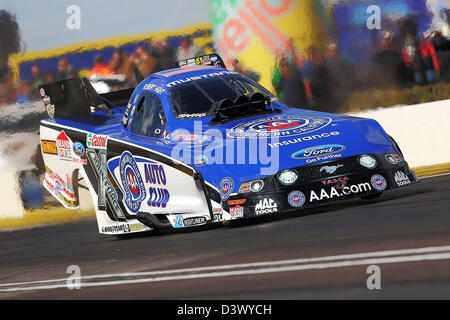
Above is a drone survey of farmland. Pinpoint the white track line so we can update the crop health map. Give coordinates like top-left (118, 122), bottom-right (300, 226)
top-left (2, 244), bottom-right (450, 288)
top-left (2, 245), bottom-right (450, 292)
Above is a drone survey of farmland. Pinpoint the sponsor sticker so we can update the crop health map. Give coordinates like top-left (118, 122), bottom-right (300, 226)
top-left (310, 182), bottom-right (372, 202)
top-left (269, 131), bottom-right (341, 149)
top-left (101, 224), bottom-right (131, 234)
top-left (42, 95), bottom-right (51, 105)
top-left (55, 179), bottom-right (63, 192)
top-left (254, 198), bottom-right (278, 215)
top-left (173, 215), bottom-right (184, 228)
top-left (288, 191), bottom-right (306, 208)
top-left (370, 174), bottom-right (387, 191)
top-left (87, 149), bottom-right (125, 219)
top-left (183, 216), bottom-right (207, 227)
top-left (319, 164), bottom-right (343, 175)
top-left (227, 199), bottom-right (246, 206)
top-left (321, 176), bottom-right (350, 186)
top-left (46, 104), bottom-right (55, 118)
top-left (143, 163), bottom-right (170, 208)
top-left (86, 133), bottom-right (108, 150)
top-left (169, 133), bottom-right (211, 146)
top-left (213, 208), bottom-right (223, 222)
top-left (41, 140), bottom-right (57, 155)
top-left (72, 142), bottom-right (85, 157)
top-left (129, 223), bottom-right (149, 232)
top-left (119, 151), bottom-right (147, 213)
top-left (219, 177), bottom-right (234, 201)
top-left (229, 205), bottom-right (244, 219)
top-left (292, 144), bottom-right (345, 159)
top-left (394, 171), bottom-right (411, 186)
top-left (72, 158), bottom-right (87, 165)
top-left (228, 115), bottom-right (332, 138)
top-left (177, 113), bottom-right (207, 119)
top-left (143, 83), bottom-right (165, 94)
top-left (165, 70), bottom-right (235, 87)
top-left (56, 131), bottom-right (72, 161)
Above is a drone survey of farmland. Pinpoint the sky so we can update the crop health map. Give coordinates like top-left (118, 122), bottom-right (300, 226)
top-left (0, 0), bottom-right (211, 52)
top-left (1, 0), bottom-right (448, 53)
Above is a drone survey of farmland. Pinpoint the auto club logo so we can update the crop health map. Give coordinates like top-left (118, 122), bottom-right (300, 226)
top-left (370, 174), bottom-right (387, 191)
top-left (227, 115), bottom-right (332, 138)
top-left (219, 177), bottom-right (234, 201)
top-left (119, 151), bottom-right (147, 213)
top-left (288, 190), bottom-right (306, 208)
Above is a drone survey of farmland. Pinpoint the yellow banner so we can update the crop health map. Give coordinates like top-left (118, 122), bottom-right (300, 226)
top-left (208, 0), bottom-right (329, 92)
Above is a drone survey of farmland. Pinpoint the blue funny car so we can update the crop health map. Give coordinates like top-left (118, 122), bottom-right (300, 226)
top-left (38, 54), bottom-right (418, 235)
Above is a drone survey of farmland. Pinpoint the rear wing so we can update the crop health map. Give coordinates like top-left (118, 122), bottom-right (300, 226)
top-left (176, 53), bottom-right (226, 69)
top-left (39, 78), bottom-right (133, 119)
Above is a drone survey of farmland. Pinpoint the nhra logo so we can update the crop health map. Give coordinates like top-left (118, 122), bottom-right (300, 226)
top-left (119, 151), bottom-right (147, 213)
top-left (227, 115), bottom-right (332, 138)
top-left (219, 177), bottom-right (234, 201)
top-left (86, 133), bottom-right (108, 150)
top-left (288, 190), bottom-right (306, 208)
top-left (370, 174), bottom-right (387, 191)
top-left (292, 145), bottom-right (345, 159)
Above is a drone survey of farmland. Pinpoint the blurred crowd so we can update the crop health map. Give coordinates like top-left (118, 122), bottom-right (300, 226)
top-left (270, 28), bottom-right (450, 113)
top-left (0, 36), bottom-right (205, 106)
top-left (2, 23), bottom-right (450, 112)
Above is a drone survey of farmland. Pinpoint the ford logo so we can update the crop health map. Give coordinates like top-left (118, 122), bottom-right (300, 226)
top-left (72, 142), bottom-right (85, 157)
top-left (291, 144), bottom-right (345, 159)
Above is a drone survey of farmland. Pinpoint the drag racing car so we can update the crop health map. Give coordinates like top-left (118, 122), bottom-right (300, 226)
top-left (38, 53), bottom-right (418, 236)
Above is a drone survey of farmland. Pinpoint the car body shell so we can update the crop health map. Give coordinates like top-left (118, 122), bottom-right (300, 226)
top-left (39, 65), bottom-right (418, 235)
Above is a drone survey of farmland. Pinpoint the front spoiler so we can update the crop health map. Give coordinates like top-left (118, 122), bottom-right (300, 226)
top-left (222, 161), bottom-right (418, 220)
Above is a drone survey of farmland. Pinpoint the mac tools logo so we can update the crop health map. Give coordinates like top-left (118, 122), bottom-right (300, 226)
top-left (394, 171), bottom-right (411, 186)
top-left (254, 198), bottom-right (278, 215)
top-left (119, 151), bottom-right (147, 213)
top-left (227, 116), bottom-right (332, 138)
top-left (291, 145), bottom-right (345, 159)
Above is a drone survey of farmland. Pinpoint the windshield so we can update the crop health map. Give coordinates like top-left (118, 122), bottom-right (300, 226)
top-left (169, 74), bottom-right (273, 118)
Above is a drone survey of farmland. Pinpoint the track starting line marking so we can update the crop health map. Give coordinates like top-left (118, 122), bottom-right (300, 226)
top-left (1, 244), bottom-right (450, 293)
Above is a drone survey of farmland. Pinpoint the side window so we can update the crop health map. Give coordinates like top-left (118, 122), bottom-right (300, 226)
top-left (130, 93), bottom-right (166, 138)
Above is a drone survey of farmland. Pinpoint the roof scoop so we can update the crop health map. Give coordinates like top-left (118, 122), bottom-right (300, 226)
top-left (209, 92), bottom-right (280, 125)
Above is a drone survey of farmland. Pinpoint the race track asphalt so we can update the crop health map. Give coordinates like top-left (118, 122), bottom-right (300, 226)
top-left (1, 174), bottom-right (450, 300)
